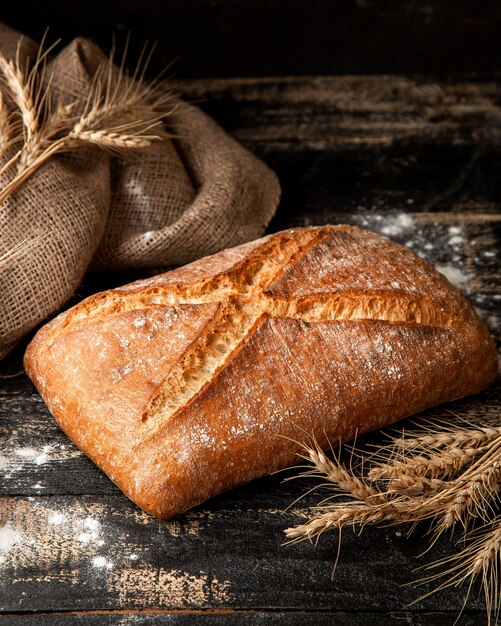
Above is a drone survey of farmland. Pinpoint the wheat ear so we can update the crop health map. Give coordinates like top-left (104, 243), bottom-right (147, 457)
top-left (392, 424), bottom-right (501, 452)
top-left (443, 463), bottom-right (501, 529)
top-left (0, 234), bottom-right (48, 271)
top-left (0, 45), bottom-right (37, 150)
top-left (369, 445), bottom-right (487, 482)
top-left (294, 440), bottom-right (385, 504)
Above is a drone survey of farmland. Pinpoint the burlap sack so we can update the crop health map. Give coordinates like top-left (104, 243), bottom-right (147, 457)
top-left (0, 25), bottom-right (280, 359)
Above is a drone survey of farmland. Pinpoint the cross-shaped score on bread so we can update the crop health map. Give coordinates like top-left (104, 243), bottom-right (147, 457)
top-left (47, 227), bottom-right (463, 440)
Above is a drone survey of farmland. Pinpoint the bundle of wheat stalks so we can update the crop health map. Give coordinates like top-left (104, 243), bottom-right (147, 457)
top-left (285, 416), bottom-right (501, 624)
top-left (0, 38), bottom-right (169, 205)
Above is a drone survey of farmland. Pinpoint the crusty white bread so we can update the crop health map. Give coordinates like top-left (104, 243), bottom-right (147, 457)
top-left (24, 225), bottom-right (498, 518)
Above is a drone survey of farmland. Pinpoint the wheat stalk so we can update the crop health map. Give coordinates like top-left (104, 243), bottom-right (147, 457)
top-left (285, 498), bottom-right (444, 543)
top-left (416, 520), bottom-right (501, 625)
top-left (0, 92), bottom-right (12, 157)
top-left (285, 419), bottom-right (501, 623)
top-left (286, 505), bottom-right (393, 541)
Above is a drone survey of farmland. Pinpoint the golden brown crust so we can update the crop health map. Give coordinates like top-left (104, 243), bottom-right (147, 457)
top-left (24, 225), bottom-right (498, 518)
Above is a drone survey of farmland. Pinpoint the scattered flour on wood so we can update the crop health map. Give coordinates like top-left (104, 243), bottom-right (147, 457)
top-left (78, 517), bottom-right (101, 544)
top-left (109, 567), bottom-right (233, 607)
top-left (0, 503), bottom-right (116, 577)
top-left (2, 443), bottom-right (81, 480)
top-left (0, 524), bottom-right (22, 564)
top-left (15, 446), bottom-right (52, 465)
top-left (356, 212), bottom-right (416, 239)
top-left (379, 213), bottom-right (414, 237)
top-left (48, 512), bottom-right (66, 525)
top-left (435, 265), bottom-right (468, 286)
top-left (487, 315), bottom-right (499, 330)
top-left (8, 444), bottom-right (81, 471)
top-left (93, 555), bottom-right (113, 569)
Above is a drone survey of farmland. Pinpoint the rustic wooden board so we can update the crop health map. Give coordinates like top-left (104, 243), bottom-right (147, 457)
top-left (0, 612), bottom-right (475, 625)
top-left (0, 478), bottom-right (494, 613)
top-left (1, 75), bottom-right (500, 624)
top-left (176, 75), bottom-right (501, 219)
top-left (0, 612), bottom-right (491, 626)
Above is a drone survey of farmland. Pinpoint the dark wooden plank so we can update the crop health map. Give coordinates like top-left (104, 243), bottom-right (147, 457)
top-left (175, 76), bottom-right (501, 218)
top-left (0, 610), bottom-right (425, 625)
top-left (2, 1), bottom-right (501, 77)
top-left (176, 76), bottom-right (501, 152)
top-left (413, 614), bottom-right (489, 626)
top-left (0, 487), bottom-right (491, 614)
top-left (0, 610), bottom-right (487, 625)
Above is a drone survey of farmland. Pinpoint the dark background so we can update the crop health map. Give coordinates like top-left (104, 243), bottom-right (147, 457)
top-left (2, 0), bottom-right (501, 77)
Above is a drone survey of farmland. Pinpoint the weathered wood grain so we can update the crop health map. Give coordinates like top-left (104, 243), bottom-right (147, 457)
top-left (175, 76), bottom-right (501, 220)
top-left (0, 488), bottom-right (490, 614)
top-left (0, 610), bottom-right (488, 625)
top-left (176, 76), bottom-right (501, 150)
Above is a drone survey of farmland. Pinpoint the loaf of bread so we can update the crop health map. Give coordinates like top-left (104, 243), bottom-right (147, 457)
top-left (24, 225), bottom-right (497, 518)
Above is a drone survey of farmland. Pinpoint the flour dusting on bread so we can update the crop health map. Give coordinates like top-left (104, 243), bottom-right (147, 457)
top-left (24, 225), bottom-right (497, 518)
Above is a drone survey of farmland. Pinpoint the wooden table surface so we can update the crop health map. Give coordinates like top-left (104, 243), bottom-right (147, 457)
top-left (1, 75), bottom-right (500, 625)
